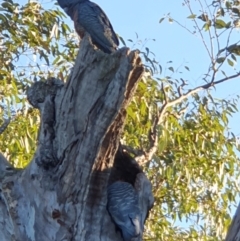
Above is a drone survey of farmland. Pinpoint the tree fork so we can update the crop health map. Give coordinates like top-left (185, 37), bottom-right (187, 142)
top-left (0, 37), bottom-right (153, 241)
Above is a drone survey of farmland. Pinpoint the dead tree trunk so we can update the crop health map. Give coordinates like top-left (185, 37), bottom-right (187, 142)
top-left (0, 37), bottom-right (151, 241)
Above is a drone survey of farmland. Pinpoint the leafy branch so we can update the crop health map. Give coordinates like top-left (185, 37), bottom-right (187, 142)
top-left (135, 72), bottom-right (240, 165)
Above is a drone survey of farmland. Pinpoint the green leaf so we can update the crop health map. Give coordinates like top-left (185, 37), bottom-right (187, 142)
top-left (215, 19), bottom-right (227, 29)
top-left (216, 57), bottom-right (225, 63)
top-left (203, 21), bottom-right (211, 31)
top-left (231, 54), bottom-right (237, 61)
top-left (232, 7), bottom-right (240, 15)
top-left (159, 17), bottom-right (165, 23)
top-left (187, 14), bottom-right (197, 19)
top-left (198, 14), bottom-right (208, 22)
top-left (118, 35), bottom-right (126, 46)
top-left (227, 58), bottom-right (234, 66)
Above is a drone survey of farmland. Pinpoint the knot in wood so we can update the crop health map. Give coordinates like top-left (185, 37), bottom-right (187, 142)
top-left (27, 78), bottom-right (63, 109)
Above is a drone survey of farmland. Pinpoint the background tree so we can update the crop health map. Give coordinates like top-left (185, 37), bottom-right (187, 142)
top-left (0, 0), bottom-right (240, 240)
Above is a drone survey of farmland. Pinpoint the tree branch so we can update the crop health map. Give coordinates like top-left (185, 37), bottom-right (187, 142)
top-left (136, 72), bottom-right (240, 165)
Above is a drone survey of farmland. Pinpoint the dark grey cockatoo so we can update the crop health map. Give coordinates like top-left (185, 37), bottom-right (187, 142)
top-left (57, 0), bottom-right (119, 53)
top-left (107, 181), bottom-right (142, 241)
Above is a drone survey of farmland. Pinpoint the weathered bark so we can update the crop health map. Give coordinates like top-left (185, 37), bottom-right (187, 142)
top-left (225, 203), bottom-right (240, 241)
top-left (0, 36), bottom-right (152, 241)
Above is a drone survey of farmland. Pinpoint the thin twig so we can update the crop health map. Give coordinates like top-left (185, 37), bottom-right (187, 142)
top-left (171, 18), bottom-right (196, 36)
top-left (185, 0), bottom-right (212, 61)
